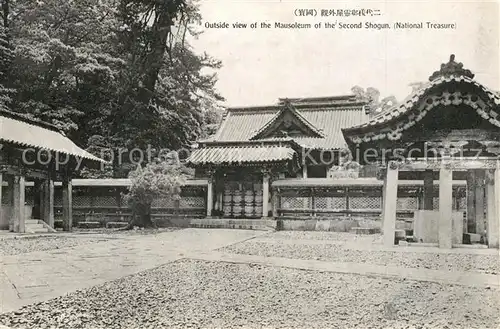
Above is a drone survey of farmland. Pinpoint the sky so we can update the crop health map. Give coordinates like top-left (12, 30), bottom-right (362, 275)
top-left (190, 0), bottom-right (499, 107)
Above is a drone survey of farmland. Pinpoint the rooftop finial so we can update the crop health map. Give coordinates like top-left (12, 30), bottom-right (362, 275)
top-left (428, 54), bottom-right (474, 81)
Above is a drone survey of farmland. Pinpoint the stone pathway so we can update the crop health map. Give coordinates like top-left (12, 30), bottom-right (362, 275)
top-left (0, 229), bottom-right (263, 313)
top-left (189, 251), bottom-right (500, 289)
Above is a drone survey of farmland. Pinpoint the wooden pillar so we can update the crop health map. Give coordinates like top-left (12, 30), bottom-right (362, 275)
top-left (62, 175), bottom-right (73, 231)
top-left (466, 170), bottom-right (476, 233)
top-left (486, 169), bottom-right (498, 248)
top-left (33, 180), bottom-right (42, 220)
top-left (271, 188), bottom-right (278, 218)
top-left (6, 175), bottom-right (14, 231)
top-left (382, 162), bottom-right (399, 247)
top-left (474, 170), bottom-right (486, 236)
top-left (206, 173), bottom-right (214, 217)
top-left (13, 175), bottom-right (25, 233)
top-left (262, 171), bottom-right (270, 218)
top-left (0, 173), bottom-right (3, 229)
top-left (438, 164), bottom-right (453, 249)
top-left (43, 178), bottom-right (54, 228)
top-left (302, 164), bottom-right (308, 179)
top-left (423, 170), bottom-right (434, 210)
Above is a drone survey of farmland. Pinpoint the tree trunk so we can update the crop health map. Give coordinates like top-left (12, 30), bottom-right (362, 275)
top-left (125, 203), bottom-right (156, 229)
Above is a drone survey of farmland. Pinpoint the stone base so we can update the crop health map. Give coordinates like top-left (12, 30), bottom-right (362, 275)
top-left (413, 210), bottom-right (463, 244)
top-left (463, 233), bottom-right (483, 244)
top-left (190, 218), bottom-right (276, 231)
top-left (350, 227), bottom-right (381, 235)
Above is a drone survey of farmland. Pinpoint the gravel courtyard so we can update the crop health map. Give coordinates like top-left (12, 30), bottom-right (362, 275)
top-left (221, 232), bottom-right (500, 274)
top-left (1, 229), bottom-right (499, 329)
top-left (1, 259), bottom-right (498, 329)
top-left (0, 228), bottom-right (179, 256)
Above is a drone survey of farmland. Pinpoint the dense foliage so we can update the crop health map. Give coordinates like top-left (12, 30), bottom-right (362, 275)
top-left (351, 86), bottom-right (397, 117)
top-left (0, 0), bottom-right (223, 177)
top-left (123, 161), bottom-right (186, 228)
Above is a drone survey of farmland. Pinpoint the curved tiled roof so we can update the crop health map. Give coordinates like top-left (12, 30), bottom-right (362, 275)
top-left (187, 145), bottom-right (296, 165)
top-left (343, 75), bottom-right (500, 135)
top-left (208, 97), bottom-right (368, 150)
top-left (0, 111), bottom-right (106, 164)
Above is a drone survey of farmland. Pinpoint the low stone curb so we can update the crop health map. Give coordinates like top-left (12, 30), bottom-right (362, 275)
top-left (188, 251), bottom-right (500, 289)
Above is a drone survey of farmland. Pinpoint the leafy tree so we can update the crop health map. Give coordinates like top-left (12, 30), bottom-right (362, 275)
top-left (3, 0), bottom-right (223, 178)
top-left (351, 85), bottom-right (397, 117)
top-left (123, 161), bottom-right (186, 228)
top-left (0, 0), bottom-right (14, 112)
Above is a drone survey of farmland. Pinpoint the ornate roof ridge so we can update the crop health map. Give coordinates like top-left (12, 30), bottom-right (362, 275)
top-left (249, 99), bottom-right (325, 140)
top-left (428, 54), bottom-right (475, 81)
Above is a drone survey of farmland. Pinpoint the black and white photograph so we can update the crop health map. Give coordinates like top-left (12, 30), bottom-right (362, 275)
top-left (0, 0), bottom-right (499, 328)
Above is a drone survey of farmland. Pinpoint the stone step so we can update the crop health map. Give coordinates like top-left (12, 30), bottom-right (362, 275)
top-left (106, 221), bottom-right (128, 229)
top-left (26, 223), bottom-right (44, 229)
top-left (78, 221), bottom-right (102, 229)
top-left (26, 219), bottom-right (40, 225)
top-left (30, 227), bottom-right (49, 233)
top-left (350, 227), bottom-right (381, 235)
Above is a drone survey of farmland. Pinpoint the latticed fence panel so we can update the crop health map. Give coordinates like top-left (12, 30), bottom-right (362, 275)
top-left (396, 197), bottom-right (418, 210)
top-left (179, 196), bottom-right (204, 208)
top-left (93, 196), bottom-right (118, 207)
top-left (433, 197), bottom-right (439, 210)
top-left (280, 196), bottom-right (311, 209)
top-left (314, 196), bottom-right (347, 210)
top-left (73, 195), bottom-right (91, 208)
top-left (350, 196), bottom-right (381, 210)
top-left (152, 198), bottom-right (175, 208)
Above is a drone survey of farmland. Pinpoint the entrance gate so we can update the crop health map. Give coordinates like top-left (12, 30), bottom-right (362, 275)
top-left (223, 179), bottom-right (263, 218)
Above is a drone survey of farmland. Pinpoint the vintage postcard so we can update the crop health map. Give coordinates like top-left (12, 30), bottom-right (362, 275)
top-left (0, 0), bottom-right (498, 328)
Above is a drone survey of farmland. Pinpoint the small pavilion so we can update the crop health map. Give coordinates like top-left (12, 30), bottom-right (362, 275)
top-left (187, 96), bottom-right (369, 218)
top-left (342, 55), bottom-right (500, 249)
top-left (0, 108), bottom-right (106, 232)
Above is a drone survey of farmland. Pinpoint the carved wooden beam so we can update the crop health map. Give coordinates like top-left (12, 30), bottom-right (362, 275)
top-left (398, 157), bottom-right (499, 171)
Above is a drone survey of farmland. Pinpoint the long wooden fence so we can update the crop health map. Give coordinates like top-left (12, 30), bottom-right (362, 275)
top-left (272, 178), bottom-right (468, 220)
top-left (4, 178), bottom-right (473, 227)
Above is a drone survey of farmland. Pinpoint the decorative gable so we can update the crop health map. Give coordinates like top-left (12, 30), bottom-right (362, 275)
top-left (250, 100), bottom-right (325, 140)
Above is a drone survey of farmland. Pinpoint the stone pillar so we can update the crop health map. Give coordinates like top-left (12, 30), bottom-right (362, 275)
top-left (493, 160), bottom-right (500, 248)
top-left (423, 170), bottom-right (434, 210)
top-left (62, 175), bottom-right (73, 231)
top-left (494, 162), bottom-right (500, 249)
top-left (438, 164), bottom-right (453, 249)
top-left (380, 169), bottom-right (387, 232)
top-left (382, 161), bottom-right (399, 247)
top-left (43, 178), bottom-right (55, 228)
top-left (206, 172), bottom-right (214, 217)
top-left (262, 171), bottom-right (270, 218)
top-left (466, 170), bottom-right (476, 233)
top-left (13, 175), bottom-right (25, 233)
top-left (486, 169), bottom-right (498, 248)
top-left (474, 170), bottom-right (486, 236)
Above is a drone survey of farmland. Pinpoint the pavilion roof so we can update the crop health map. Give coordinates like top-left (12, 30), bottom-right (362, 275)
top-left (187, 144), bottom-right (296, 166)
top-left (0, 109), bottom-right (106, 164)
top-left (201, 95), bottom-right (368, 150)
